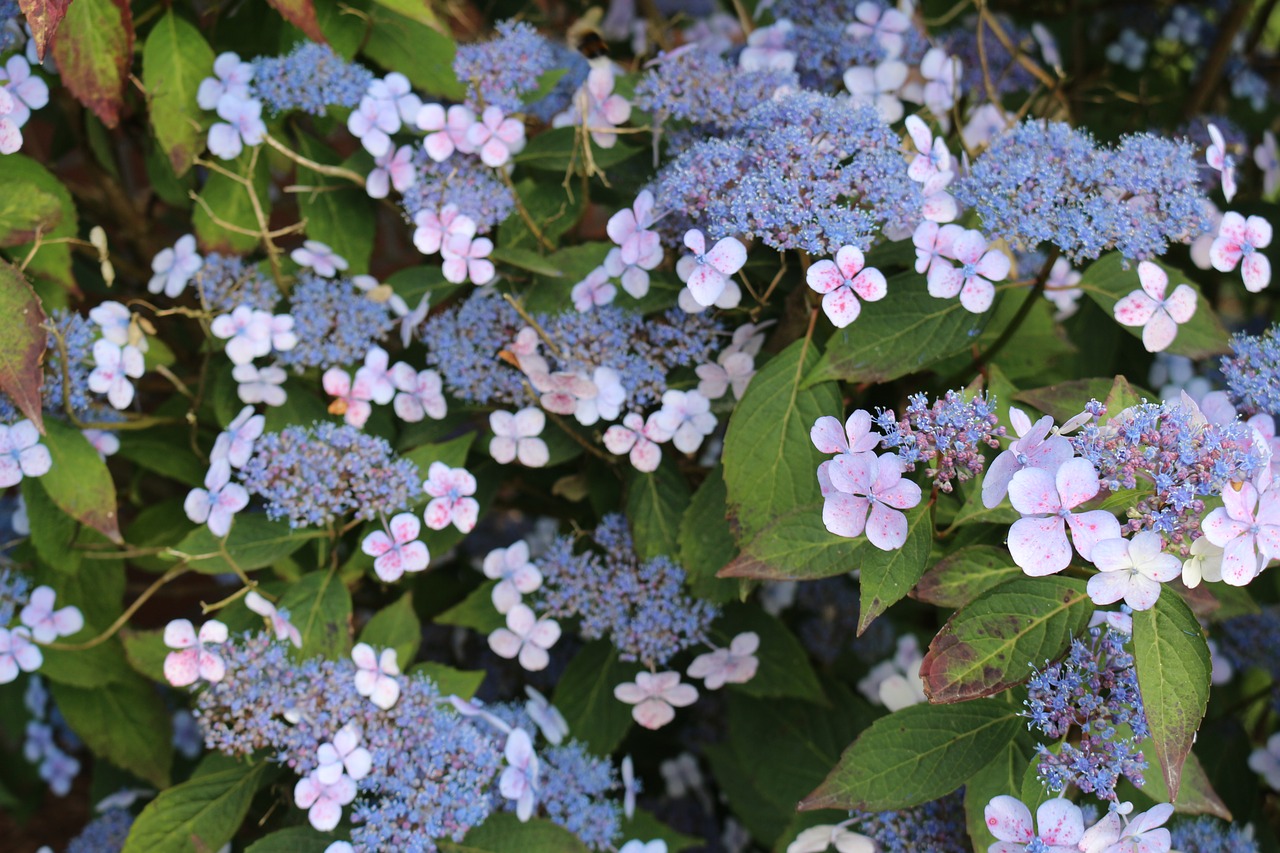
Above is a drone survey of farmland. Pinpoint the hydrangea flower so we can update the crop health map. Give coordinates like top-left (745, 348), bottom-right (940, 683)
top-left (183, 460), bottom-right (249, 537)
top-left (843, 60), bottom-right (907, 123)
top-left (0, 419), bottom-right (51, 488)
top-left (1201, 481), bottom-right (1280, 585)
top-left (927, 229), bottom-right (1010, 313)
top-left (163, 619), bottom-right (228, 687)
top-left (696, 350), bottom-right (755, 400)
top-left (88, 302), bottom-right (131, 348)
top-left (0, 87), bottom-right (21, 153)
top-left (211, 405), bottom-right (265, 469)
top-left (811, 410), bottom-right (881, 457)
top-left (1113, 261), bottom-right (1197, 353)
top-left (652, 389), bottom-right (716, 454)
top-left (686, 631), bottom-right (760, 689)
top-left (0, 627), bottom-right (41, 684)
top-left (441, 232), bottom-right (496, 285)
top-left (1249, 732), bottom-right (1280, 790)
top-left (571, 267), bottom-right (616, 312)
top-left (207, 95), bottom-right (265, 160)
top-left (1210, 212), bottom-right (1272, 292)
top-left (316, 722), bottom-right (372, 784)
top-left (352, 643), bottom-right (400, 709)
top-left (244, 591), bottom-right (301, 647)
top-left (197, 52), bottom-right (253, 110)
top-left (806, 245), bottom-right (887, 328)
top-left (983, 795), bottom-right (1085, 852)
top-left (412, 204), bottom-right (475, 256)
top-left (391, 364), bottom-right (446, 422)
top-left (210, 306), bottom-right (271, 365)
top-left (846, 1), bottom-right (911, 57)
top-left (295, 768), bottom-right (356, 832)
top-left (553, 65), bottom-right (632, 148)
top-left (322, 367), bottom-right (374, 429)
top-left (1181, 535), bottom-right (1224, 588)
top-left (1006, 458), bottom-right (1122, 575)
top-left (366, 144), bottom-right (416, 199)
top-left (1206, 122), bottom-right (1237, 202)
top-left (1255, 130), bottom-right (1279, 197)
top-left (465, 104), bottom-right (525, 167)
top-left (786, 823), bottom-right (875, 853)
top-left (913, 222), bottom-right (962, 275)
top-left (353, 346), bottom-right (396, 406)
top-left (347, 89), bottom-right (399, 157)
top-left (233, 363), bottom-right (287, 407)
top-left (619, 842), bottom-right (669, 853)
top-left (676, 229), bottom-right (747, 308)
top-left (0, 55), bottom-right (46, 127)
top-left (148, 234), bottom-right (203, 298)
top-left (418, 102), bottom-right (476, 160)
top-left (608, 190), bottom-right (661, 271)
top-left (982, 408), bottom-right (1074, 508)
top-left (88, 340), bottom-right (144, 409)
top-left (905, 115), bottom-right (954, 193)
top-left (739, 19), bottom-right (795, 72)
top-left (483, 541), bottom-right (542, 614)
top-left (422, 462), bottom-right (479, 532)
top-left (1078, 803), bottom-right (1173, 852)
top-left (361, 512), bottom-right (430, 582)
top-left (488, 603), bottom-right (561, 671)
top-left (614, 671), bottom-right (698, 730)
top-left (20, 586), bottom-right (83, 643)
top-left (291, 240), bottom-right (348, 278)
top-left (1087, 531), bottom-right (1182, 611)
top-left (490, 408), bottom-right (549, 468)
top-left (822, 451), bottom-right (923, 550)
top-left (524, 685), bottom-right (568, 744)
top-left (604, 412), bottom-right (665, 472)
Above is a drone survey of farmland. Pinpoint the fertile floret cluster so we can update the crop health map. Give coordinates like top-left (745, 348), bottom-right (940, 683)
top-left (874, 390), bottom-right (1005, 492)
top-left (1221, 323), bottom-right (1280, 417)
top-left (250, 42), bottom-right (374, 116)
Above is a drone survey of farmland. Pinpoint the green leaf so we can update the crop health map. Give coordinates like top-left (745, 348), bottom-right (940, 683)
top-left (498, 181), bottom-right (588, 255)
top-left (410, 661), bottom-right (485, 699)
top-left (279, 569), bottom-right (353, 661)
top-left (490, 246), bottom-right (563, 277)
top-left (122, 758), bottom-right (269, 853)
top-left (245, 826), bottom-right (336, 853)
top-left (142, 11), bottom-right (215, 175)
top-left (0, 154), bottom-right (78, 290)
top-left (21, 476), bottom-right (81, 574)
top-left (678, 464), bottom-right (740, 602)
top-left (363, 5), bottom-right (463, 98)
top-left (0, 259), bottom-right (47, 429)
top-left (711, 603), bottom-right (825, 703)
top-left (359, 592), bottom-right (422, 665)
top-left (1132, 590), bottom-right (1211, 799)
top-left (170, 514), bottom-right (322, 575)
top-left (964, 732), bottom-right (1039, 851)
top-left (800, 699), bottom-right (1021, 811)
top-left (622, 809), bottom-right (701, 852)
top-left (367, 0), bottom-right (440, 27)
top-left (553, 640), bottom-right (638, 754)
top-left (194, 148), bottom-right (271, 254)
top-left (0, 183), bottom-right (61, 247)
top-left (50, 0), bottom-right (133, 127)
top-left (441, 813), bottom-right (590, 853)
top-left (293, 134), bottom-right (375, 274)
top-left (857, 502), bottom-right (932, 635)
top-left (40, 417), bottom-right (122, 543)
top-left (52, 673), bottom-right (173, 788)
top-left (514, 126), bottom-right (642, 175)
top-left (38, 637), bottom-right (134, 688)
top-left (913, 545), bottom-right (1024, 609)
top-left (1014, 376), bottom-right (1141, 423)
top-left (805, 274), bottom-right (990, 385)
top-left (121, 629), bottom-right (170, 683)
top-left (718, 509), bottom-right (861, 581)
top-left (1079, 252), bottom-right (1230, 359)
top-left (114, 429), bottom-right (207, 486)
top-left (435, 581), bottom-right (505, 634)
top-left (627, 461), bottom-right (691, 561)
top-left (919, 576), bottom-right (1094, 703)
top-left (1133, 742), bottom-right (1231, 820)
top-left (723, 338), bottom-right (841, 537)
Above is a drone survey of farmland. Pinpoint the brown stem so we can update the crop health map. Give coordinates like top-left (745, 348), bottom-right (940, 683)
top-left (1184, 0), bottom-right (1256, 119)
top-left (41, 565), bottom-right (190, 651)
top-left (263, 133), bottom-right (367, 187)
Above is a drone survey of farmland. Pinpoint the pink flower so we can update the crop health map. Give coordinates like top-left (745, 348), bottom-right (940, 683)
top-left (927, 228), bottom-right (1010, 313)
top-left (245, 591), bottom-right (301, 647)
top-left (1087, 531), bottom-right (1182, 611)
top-left (846, 0), bottom-right (911, 58)
top-left (983, 795), bottom-right (1085, 853)
top-left (1205, 122), bottom-right (1237, 202)
top-left (696, 350), bottom-right (755, 400)
top-left (19, 586), bottom-right (83, 644)
top-left (1209, 211), bottom-right (1272, 292)
top-left (604, 412), bottom-right (665, 472)
top-left (210, 306), bottom-right (272, 365)
top-left (575, 366), bottom-right (626, 426)
top-left (0, 88), bottom-right (20, 154)
top-left (413, 205), bottom-right (475, 256)
top-left (366, 144), bottom-right (416, 199)
top-left (0, 627), bottom-right (41, 684)
top-left (1006, 458), bottom-right (1122, 575)
top-left (571, 266), bottom-right (617, 312)
top-left (290, 240), bottom-right (348, 278)
top-left (981, 407), bottom-right (1074, 508)
top-left (347, 91), bottom-right (399, 157)
top-left (686, 632), bottom-right (760, 689)
top-left (822, 452), bottom-right (923, 550)
top-left (211, 405), bottom-right (265, 469)
top-left (83, 428), bottom-right (119, 459)
top-left (322, 368), bottom-right (373, 428)
top-left (294, 769), bottom-right (356, 832)
top-left (652, 389), bottom-right (716, 454)
top-left (441, 232), bottom-right (496, 285)
top-left (499, 728), bottom-right (539, 821)
top-left (607, 190), bottom-right (662, 268)
top-left (184, 459), bottom-right (249, 537)
top-left (488, 604), bottom-right (561, 671)
top-left (554, 65), bottom-right (632, 148)
top-left (362, 512), bottom-right (430, 582)
top-left (483, 541), bottom-right (542, 614)
top-left (354, 346), bottom-right (396, 405)
top-left (316, 722), bottom-right (372, 784)
top-left (1201, 481), bottom-right (1280, 585)
top-left (811, 410), bottom-right (881, 457)
top-left (0, 419), bottom-right (51, 487)
top-left (377, 72), bottom-right (421, 125)
top-left (806, 246), bottom-right (888, 327)
top-left (1113, 261), bottom-right (1197, 352)
top-left (614, 671), bottom-right (699, 730)
top-left (163, 619), bottom-right (228, 687)
top-left (905, 115), bottom-right (954, 193)
top-left (490, 408), bottom-right (549, 468)
top-left (676, 229), bottom-right (747, 308)
top-left (465, 105), bottom-right (525, 168)
top-left (418, 102), bottom-right (475, 160)
top-left (843, 60), bottom-right (908, 123)
top-left (88, 340), bottom-right (144, 409)
top-left (391, 364), bottom-right (447, 422)
top-left (1077, 803), bottom-right (1172, 853)
top-left (423, 461), bottom-right (479, 532)
top-left (352, 643), bottom-right (400, 709)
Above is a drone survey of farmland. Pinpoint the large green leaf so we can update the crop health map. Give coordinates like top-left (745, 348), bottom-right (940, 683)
top-left (964, 731), bottom-right (1039, 851)
top-left (278, 569), bottom-right (353, 661)
top-left (857, 502), bottom-right (933, 635)
top-left (123, 758), bottom-right (268, 853)
top-left (913, 545), bottom-right (1024, 609)
top-left (1133, 742), bottom-right (1231, 820)
top-left (920, 576), bottom-right (1093, 703)
top-left (363, 5), bottom-right (463, 98)
top-left (170, 514), bottom-right (322, 575)
top-left (0, 154), bottom-right (78, 290)
top-left (293, 134), bottom-right (375, 274)
top-left (52, 673), bottom-right (173, 788)
top-left (142, 11), bottom-right (215, 175)
top-left (626, 461), bottom-right (691, 561)
top-left (805, 273), bottom-right (990, 385)
top-left (710, 604), bottom-right (825, 703)
top-left (800, 699), bottom-right (1021, 811)
top-left (193, 148), bottom-right (271, 254)
top-left (0, 183), bottom-right (61, 247)
top-left (359, 592), bottom-right (422, 665)
top-left (50, 0), bottom-right (133, 127)
top-left (552, 640), bottom-right (638, 754)
top-left (435, 580), bottom-right (504, 634)
top-left (1132, 590), bottom-right (1211, 799)
top-left (0, 260), bottom-right (46, 429)
top-left (40, 417), bottom-right (122, 543)
top-left (440, 813), bottom-right (590, 853)
top-left (718, 508), bottom-right (861, 581)
top-left (678, 464), bottom-right (740, 602)
top-left (20, 476), bottom-right (80, 574)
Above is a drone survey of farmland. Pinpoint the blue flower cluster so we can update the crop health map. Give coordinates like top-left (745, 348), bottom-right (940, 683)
top-left (944, 14), bottom-right (1040, 101)
top-left (420, 292), bottom-right (530, 405)
top-left (453, 20), bottom-right (559, 113)
top-left (534, 514), bottom-right (719, 667)
top-left (250, 42), bottom-right (374, 116)
top-left (1222, 323), bottom-right (1280, 417)
top-left (772, 0), bottom-right (899, 91)
top-left (875, 391), bottom-right (1005, 493)
top-left (0, 0), bottom-right (22, 54)
top-left (238, 423), bottom-right (421, 527)
top-left (852, 789), bottom-right (968, 853)
top-left (955, 120), bottom-right (1209, 262)
top-left (194, 252), bottom-right (281, 314)
top-left (0, 310), bottom-right (98, 425)
top-left (399, 149), bottom-right (515, 234)
top-left (1025, 626), bottom-right (1148, 801)
top-left (0, 568), bottom-right (30, 628)
top-left (279, 273), bottom-right (394, 370)
top-left (633, 48), bottom-right (799, 137)
top-left (1169, 817), bottom-right (1260, 853)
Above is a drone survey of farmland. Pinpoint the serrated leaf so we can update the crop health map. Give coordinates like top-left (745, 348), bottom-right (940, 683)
top-left (19, 0), bottom-right (72, 60)
top-left (267, 0), bottom-right (326, 42)
top-left (245, 826), bottom-right (335, 853)
top-left (1079, 252), bottom-right (1229, 360)
top-left (143, 11), bottom-right (215, 176)
top-left (170, 514), bottom-right (322, 575)
top-left (626, 461), bottom-right (691, 561)
top-left (710, 604), bottom-right (825, 703)
top-left (0, 184), bottom-right (61, 247)
top-left (800, 699), bottom-right (1021, 811)
top-left (410, 661), bottom-right (485, 699)
top-left (857, 502), bottom-right (932, 635)
top-left (552, 640), bottom-right (637, 754)
top-left (279, 569), bottom-right (353, 661)
top-left (0, 259), bottom-right (46, 429)
top-left (964, 732), bottom-right (1039, 851)
top-left (441, 813), bottom-right (590, 853)
top-left (52, 673), bottom-right (173, 788)
top-left (920, 576), bottom-right (1094, 703)
top-left (913, 545), bottom-right (1024, 609)
top-left (40, 417), bottom-right (122, 543)
top-left (122, 758), bottom-right (268, 853)
top-left (805, 274), bottom-right (989, 385)
top-left (50, 0), bottom-right (133, 127)
top-left (1132, 590), bottom-right (1211, 799)
top-left (434, 581), bottom-right (504, 633)
top-left (359, 592), bottom-right (421, 665)
top-left (363, 5), bottom-right (463, 98)
top-left (678, 464), bottom-right (739, 602)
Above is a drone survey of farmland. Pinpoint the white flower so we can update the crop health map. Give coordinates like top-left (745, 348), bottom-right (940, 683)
top-left (418, 103), bottom-right (476, 161)
top-left (148, 235), bottom-right (203, 298)
top-left (490, 408), bottom-right (550, 467)
top-left (1113, 261), bottom-right (1197, 353)
top-left (88, 340), bottom-right (144, 409)
top-left (211, 405), bottom-right (265, 469)
top-left (0, 419), bottom-right (51, 487)
top-left (614, 671), bottom-right (698, 730)
top-left (233, 363), bottom-right (287, 407)
top-left (352, 643), bottom-right (401, 710)
top-left (1250, 731), bottom-right (1280, 790)
top-left (499, 728), bottom-right (539, 821)
top-left (575, 366), bottom-right (626, 426)
top-left (210, 305), bottom-right (272, 365)
top-left (786, 823), bottom-right (875, 853)
top-left (552, 65), bottom-right (631, 149)
top-left (354, 346), bottom-right (396, 405)
top-left (83, 429), bottom-right (119, 459)
top-left (619, 842), bottom-right (669, 853)
top-left (697, 350), bottom-right (756, 400)
top-left (0, 627), bottom-right (41, 684)
top-left (1088, 533), bottom-right (1183, 611)
top-left (19, 586), bottom-right (84, 643)
top-left (294, 769), bottom-right (356, 832)
top-left (843, 60), bottom-right (908, 123)
top-left (316, 722), bottom-right (373, 784)
top-left (524, 685), bottom-right (568, 745)
top-left (483, 541), bottom-right (543, 614)
top-left (391, 363), bottom-right (447, 422)
top-left (676, 229), bottom-right (747, 308)
top-left (290, 240), bottom-right (348, 278)
top-left (361, 512), bottom-right (430, 582)
top-left (88, 300), bottom-right (132, 346)
top-left (197, 52), bottom-right (252, 110)
top-left (687, 632), bottom-right (760, 689)
top-left (488, 604), bottom-right (561, 672)
top-left (183, 459), bottom-right (249, 538)
top-left (652, 389), bottom-right (717, 454)
top-left (163, 619), bottom-right (228, 687)
top-left (1181, 535), bottom-right (1224, 588)
top-left (603, 412), bottom-right (665, 472)
top-left (207, 95), bottom-right (265, 160)
top-left (245, 591), bottom-right (301, 647)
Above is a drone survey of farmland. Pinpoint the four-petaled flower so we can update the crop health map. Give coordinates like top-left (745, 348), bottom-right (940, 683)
top-left (366, 144), bottom-right (416, 199)
top-left (1210, 211), bottom-right (1272, 292)
top-left (1206, 122), bottom-right (1237, 202)
top-left (1112, 260), bottom-right (1197, 353)
top-left (905, 115), bottom-right (954, 193)
top-left (1255, 130), bottom-right (1280, 197)
top-left (983, 795), bottom-right (1086, 853)
top-left (687, 632), bottom-right (760, 689)
top-left (354, 346), bottom-right (397, 406)
top-left (489, 604), bottom-right (561, 671)
top-left (465, 105), bottom-right (526, 167)
top-left (323, 367), bottom-right (374, 429)
top-left (483, 541), bottom-right (543, 614)
top-left (786, 823), bottom-right (875, 853)
top-left (499, 728), bottom-right (539, 821)
top-left (245, 591), bottom-right (302, 647)
top-left (982, 408), bottom-right (1074, 509)
top-left (696, 350), bottom-right (756, 401)
top-left (88, 340), bottom-right (145, 409)
top-left (806, 246), bottom-right (888, 328)
top-left (652, 389), bottom-right (717, 454)
top-left (211, 405), bottom-right (265, 469)
top-left (234, 363), bottom-right (288, 407)
top-left (524, 685), bottom-right (568, 745)
top-left (554, 65), bottom-right (632, 149)
top-left (441, 232), bottom-right (496, 285)
top-left (1006, 458), bottom-right (1122, 575)
top-left (1087, 531), bottom-right (1182, 611)
top-left (163, 619), bottom-right (229, 687)
top-left (148, 234), bottom-right (203, 298)
top-left (604, 412), bottom-right (665, 472)
top-left (197, 52), bottom-right (253, 110)
top-left (184, 459), bottom-right (249, 537)
top-left (1077, 803), bottom-right (1173, 853)
top-left (391, 364), bottom-right (447, 422)
top-left (207, 95), bottom-right (265, 160)
top-left (927, 228), bottom-right (1010, 313)
top-left (0, 627), bottom-right (41, 684)
top-left (423, 462), bottom-right (480, 532)
top-left (19, 586), bottom-right (84, 643)
top-left (294, 768), bottom-right (357, 832)
top-left (490, 408), bottom-right (550, 468)
top-left (413, 205), bottom-right (476, 256)
top-left (614, 671), bottom-right (699, 730)
top-left (361, 512), bottom-right (430, 582)
top-left (811, 410), bottom-right (881, 457)
top-left (210, 305), bottom-right (271, 365)
top-left (316, 722), bottom-right (372, 784)
top-left (844, 60), bottom-right (908, 123)
top-left (677, 229), bottom-right (747, 308)
top-left (291, 240), bottom-right (348, 278)
top-left (352, 643), bottom-right (401, 709)
top-left (571, 267), bottom-right (617, 312)
top-left (0, 419), bottom-right (51, 488)
top-left (418, 102), bottom-right (476, 161)
top-left (607, 191), bottom-right (662, 283)
top-left (822, 452), bottom-right (923, 551)
top-left (1201, 481), bottom-right (1280, 586)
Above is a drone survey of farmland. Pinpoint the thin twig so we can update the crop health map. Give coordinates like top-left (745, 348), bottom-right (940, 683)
top-left (264, 133), bottom-right (367, 187)
top-left (42, 565), bottom-right (190, 651)
top-left (497, 169), bottom-right (556, 251)
top-left (1185, 0), bottom-right (1256, 119)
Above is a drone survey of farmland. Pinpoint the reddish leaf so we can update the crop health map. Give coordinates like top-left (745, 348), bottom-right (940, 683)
top-left (51, 0), bottom-right (134, 128)
top-left (0, 259), bottom-right (46, 432)
top-left (17, 0), bottom-right (71, 61)
top-left (266, 0), bottom-right (327, 44)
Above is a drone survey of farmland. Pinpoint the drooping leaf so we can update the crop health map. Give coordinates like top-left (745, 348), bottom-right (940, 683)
top-left (122, 757), bottom-right (269, 853)
top-left (52, 673), bottom-right (173, 789)
top-left (266, 0), bottom-right (327, 42)
top-left (278, 569), bottom-right (354, 661)
top-left (920, 576), bottom-right (1094, 703)
top-left (170, 514), bottom-right (322, 575)
top-left (626, 460), bottom-right (691, 561)
top-left (912, 545), bottom-right (1024, 609)
top-left (1132, 590), bottom-right (1211, 799)
top-left (51, 0), bottom-right (134, 127)
top-left (142, 11), bottom-right (216, 175)
top-left (40, 417), bottom-right (122, 543)
top-left (359, 592), bottom-right (422, 665)
top-left (857, 502), bottom-right (933, 635)
top-left (18, 0), bottom-right (72, 60)
top-left (552, 640), bottom-right (638, 754)
top-left (440, 813), bottom-right (590, 853)
top-left (0, 259), bottom-right (46, 429)
top-left (800, 699), bottom-right (1021, 811)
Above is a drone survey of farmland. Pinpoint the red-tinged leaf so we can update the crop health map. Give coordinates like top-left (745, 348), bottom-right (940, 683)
top-left (51, 0), bottom-right (134, 128)
top-left (0, 259), bottom-right (46, 431)
top-left (17, 0), bottom-right (71, 60)
top-left (267, 0), bottom-right (327, 43)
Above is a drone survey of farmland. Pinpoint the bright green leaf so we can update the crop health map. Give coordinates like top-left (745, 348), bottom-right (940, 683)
top-left (434, 581), bottom-right (505, 634)
top-left (359, 592), bottom-right (422, 665)
top-left (678, 464), bottom-right (739, 602)
top-left (40, 417), bottom-right (122, 543)
top-left (0, 154), bottom-right (77, 290)
top-left (143, 11), bottom-right (215, 175)
top-left (626, 461), bottom-right (691, 561)
top-left (363, 5), bottom-right (463, 98)
top-left (279, 569), bottom-right (353, 661)
top-left (913, 545), bottom-right (1024, 609)
top-left (52, 673), bottom-right (173, 789)
top-left (170, 514), bottom-right (323, 575)
top-left (123, 757), bottom-right (269, 853)
top-left (245, 826), bottom-right (336, 853)
top-left (857, 502), bottom-right (933, 635)
top-left (553, 640), bottom-right (638, 754)
top-left (440, 813), bottom-right (590, 853)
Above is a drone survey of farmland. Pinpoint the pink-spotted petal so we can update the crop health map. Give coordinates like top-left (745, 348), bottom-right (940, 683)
top-left (1164, 284), bottom-right (1197, 322)
top-left (866, 502), bottom-right (908, 550)
top-left (1008, 467), bottom-right (1061, 515)
top-left (1008, 516), bottom-right (1071, 575)
top-left (1114, 290), bottom-right (1158, 327)
top-left (1036, 798), bottom-right (1085, 844)
top-left (705, 237), bottom-right (747, 275)
top-left (1066, 510), bottom-right (1122, 561)
top-left (984, 796), bottom-right (1034, 843)
top-left (806, 259), bottom-right (845, 294)
top-left (1142, 309), bottom-right (1179, 353)
top-left (822, 287), bottom-right (862, 328)
top-left (823, 492), bottom-right (869, 538)
top-left (850, 268), bottom-right (887, 301)
top-left (1136, 261), bottom-right (1168, 300)
top-left (1242, 253), bottom-right (1271, 292)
